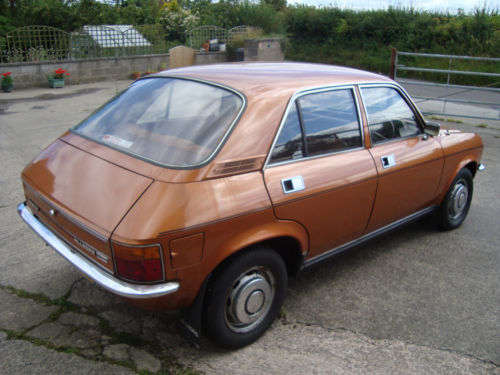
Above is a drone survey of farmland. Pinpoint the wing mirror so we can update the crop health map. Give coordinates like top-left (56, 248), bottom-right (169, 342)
top-left (424, 121), bottom-right (441, 137)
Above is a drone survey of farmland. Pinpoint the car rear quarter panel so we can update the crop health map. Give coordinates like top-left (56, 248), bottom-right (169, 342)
top-left (114, 172), bottom-right (309, 310)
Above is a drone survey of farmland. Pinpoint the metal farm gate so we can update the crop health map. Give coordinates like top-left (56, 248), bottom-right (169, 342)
top-left (391, 50), bottom-right (500, 122)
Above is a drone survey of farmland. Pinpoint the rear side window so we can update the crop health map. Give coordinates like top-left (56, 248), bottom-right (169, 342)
top-left (270, 88), bottom-right (362, 163)
top-left (299, 89), bottom-right (362, 156)
top-left (73, 78), bottom-right (243, 168)
top-left (270, 103), bottom-right (305, 163)
top-left (361, 86), bottom-right (422, 144)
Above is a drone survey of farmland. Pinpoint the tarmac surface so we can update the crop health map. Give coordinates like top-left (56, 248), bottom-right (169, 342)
top-left (0, 79), bottom-right (499, 375)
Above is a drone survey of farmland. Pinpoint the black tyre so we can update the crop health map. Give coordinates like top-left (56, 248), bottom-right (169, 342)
top-left (203, 246), bottom-right (287, 349)
top-left (438, 168), bottom-right (473, 230)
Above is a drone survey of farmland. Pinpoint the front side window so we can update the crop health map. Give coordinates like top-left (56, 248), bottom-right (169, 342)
top-left (73, 78), bottom-right (243, 167)
top-left (361, 86), bottom-right (422, 144)
top-left (270, 88), bottom-right (362, 164)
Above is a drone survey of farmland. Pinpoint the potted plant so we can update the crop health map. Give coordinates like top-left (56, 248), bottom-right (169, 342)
top-left (1, 72), bottom-right (13, 92)
top-left (131, 71), bottom-right (141, 80)
top-left (48, 68), bottom-right (70, 88)
top-left (144, 64), bottom-right (157, 75)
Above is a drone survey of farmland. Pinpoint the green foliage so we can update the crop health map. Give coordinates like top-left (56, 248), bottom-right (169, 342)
top-left (1, 0), bottom-right (499, 84)
top-left (186, 0), bottom-right (285, 34)
top-left (284, 5), bottom-right (500, 79)
top-left (1, 0), bottom-right (164, 31)
top-left (261, 0), bottom-right (286, 12)
top-left (160, 0), bottom-right (198, 42)
top-left (17, 0), bottom-right (81, 31)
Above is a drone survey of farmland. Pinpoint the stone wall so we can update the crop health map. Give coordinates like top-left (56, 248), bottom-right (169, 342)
top-left (0, 51), bottom-right (227, 89)
top-left (0, 36), bottom-right (286, 89)
top-left (243, 38), bottom-right (284, 62)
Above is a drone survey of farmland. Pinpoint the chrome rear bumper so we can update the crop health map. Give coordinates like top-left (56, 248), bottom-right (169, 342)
top-left (17, 202), bottom-right (179, 299)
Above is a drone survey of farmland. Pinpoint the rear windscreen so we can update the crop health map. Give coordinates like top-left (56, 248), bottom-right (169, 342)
top-left (73, 77), bottom-right (244, 168)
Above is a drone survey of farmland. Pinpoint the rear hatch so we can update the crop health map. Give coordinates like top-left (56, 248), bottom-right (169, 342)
top-left (22, 139), bottom-right (153, 272)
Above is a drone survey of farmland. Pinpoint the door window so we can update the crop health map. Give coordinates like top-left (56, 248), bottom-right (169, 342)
top-left (361, 87), bottom-right (422, 144)
top-left (270, 88), bottom-right (362, 163)
top-left (299, 89), bottom-right (362, 156)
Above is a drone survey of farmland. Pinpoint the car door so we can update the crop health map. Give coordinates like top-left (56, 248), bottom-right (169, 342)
top-left (264, 87), bottom-right (378, 259)
top-left (359, 85), bottom-right (444, 233)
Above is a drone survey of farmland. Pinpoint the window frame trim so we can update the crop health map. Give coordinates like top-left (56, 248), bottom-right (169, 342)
top-left (358, 83), bottom-right (427, 147)
top-left (265, 84), bottom-right (365, 168)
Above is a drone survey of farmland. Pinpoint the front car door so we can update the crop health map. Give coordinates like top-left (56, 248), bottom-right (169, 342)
top-left (264, 86), bottom-right (378, 260)
top-left (359, 84), bottom-right (444, 233)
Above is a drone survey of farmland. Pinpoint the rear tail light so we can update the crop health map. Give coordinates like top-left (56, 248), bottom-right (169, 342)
top-left (112, 242), bottom-right (164, 282)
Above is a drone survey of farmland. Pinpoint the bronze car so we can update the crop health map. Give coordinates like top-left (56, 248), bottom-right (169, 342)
top-left (18, 62), bottom-right (484, 349)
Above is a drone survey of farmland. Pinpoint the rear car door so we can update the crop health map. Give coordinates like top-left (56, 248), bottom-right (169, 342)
top-left (264, 86), bottom-right (378, 259)
top-left (359, 85), bottom-right (444, 233)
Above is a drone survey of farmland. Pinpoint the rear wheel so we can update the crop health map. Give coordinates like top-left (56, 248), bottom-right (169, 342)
top-left (438, 168), bottom-right (473, 230)
top-left (204, 247), bottom-right (287, 349)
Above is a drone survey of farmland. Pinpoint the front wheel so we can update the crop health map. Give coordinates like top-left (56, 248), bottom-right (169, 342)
top-left (438, 168), bottom-right (473, 230)
top-left (203, 247), bottom-right (287, 349)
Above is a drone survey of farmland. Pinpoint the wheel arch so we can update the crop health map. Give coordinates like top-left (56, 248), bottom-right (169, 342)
top-left (436, 158), bottom-right (478, 205)
top-left (209, 234), bottom-right (307, 277)
top-left (437, 166), bottom-right (474, 230)
top-left (463, 160), bottom-right (478, 178)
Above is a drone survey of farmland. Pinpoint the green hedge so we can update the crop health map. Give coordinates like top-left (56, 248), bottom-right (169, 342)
top-left (2, 0), bottom-right (499, 84)
top-left (284, 6), bottom-right (500, 79)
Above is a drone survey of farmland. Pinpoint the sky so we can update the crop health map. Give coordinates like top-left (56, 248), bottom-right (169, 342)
top-left (285, 0), bottom-right (500, 13)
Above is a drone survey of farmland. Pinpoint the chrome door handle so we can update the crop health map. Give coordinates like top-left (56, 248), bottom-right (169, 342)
top-left (281, 176), bottom-right (305, 194)
top-left (381, 154), bottom-right (396, 169)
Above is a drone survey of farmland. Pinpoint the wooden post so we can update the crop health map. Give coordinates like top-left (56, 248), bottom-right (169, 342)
top-left (389, 48), bottom-right (397, 80)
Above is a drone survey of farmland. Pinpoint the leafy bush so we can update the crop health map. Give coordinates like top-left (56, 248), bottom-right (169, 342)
top-left (284, 5), bottom-right (500, 81)
top-left (160, 0), bottom-right (198, 43)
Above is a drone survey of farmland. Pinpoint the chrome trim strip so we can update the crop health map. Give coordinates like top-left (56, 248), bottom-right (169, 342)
top-left (303, 206), bottom-right (437, 268)
top-left (18, 202), bottom-right (179, 299)
top-left (478, 163), bottom-right (485, 171)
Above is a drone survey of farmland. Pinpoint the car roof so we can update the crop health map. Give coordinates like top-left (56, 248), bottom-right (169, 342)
top-left (155, 62), bottom-right (392, 98)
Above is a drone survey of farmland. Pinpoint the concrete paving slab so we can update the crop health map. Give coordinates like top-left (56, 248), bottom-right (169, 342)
top-left (58, 312), bottom-right (100, 327)
top-left (129, 347), bottom-right (162, 373)
top-left (0, 338), bottom-right (136, 375)
top-left (167, 322), bottom-right (500, 375)
top-left (27, 321), bottom-right (101, 349)
top-left (103, 344), bottom-right (131, 362)
top-left (0, 289), bottom-right (58, 331)
top-left (68, 279), bottom-right (126, 309)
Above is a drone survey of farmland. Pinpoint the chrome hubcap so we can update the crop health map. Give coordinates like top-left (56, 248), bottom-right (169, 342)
top-left (225, 267), bottom-right (275, 333)
top-left (449, 180), bottom-right (468, 220)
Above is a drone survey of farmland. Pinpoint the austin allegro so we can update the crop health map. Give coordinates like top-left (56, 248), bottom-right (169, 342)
top-left (18, 62), bottom-right (484, 348)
